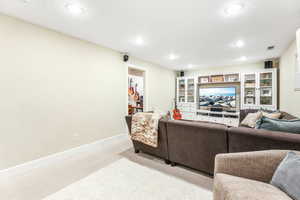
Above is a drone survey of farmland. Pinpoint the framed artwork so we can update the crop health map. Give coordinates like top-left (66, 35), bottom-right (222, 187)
top-left (245, 97), bottom-right (254, 104)
top-left (261, 88), bottom-right (272, 97)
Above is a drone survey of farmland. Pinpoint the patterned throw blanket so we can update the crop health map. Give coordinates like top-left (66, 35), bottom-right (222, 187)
top-left (131, 112), bottom-right (161, 148)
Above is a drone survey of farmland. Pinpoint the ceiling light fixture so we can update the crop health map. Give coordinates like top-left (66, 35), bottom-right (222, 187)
top-left (234, 40), bottom-right (245, 48)
top-left (65, 2), bottom-right (85, 15)
top-left (169, 54), bottom-right (179, 60)
top-left (135, 36), bottom-right (145, 46)
top-left (239, 56), bottom-right (247, 61)
top-left (21, 0), bottom-right (30, 4)
top-left (187, 64), bottom-right (194, 69)
top-left (224, 3), bottom-right (244, 17)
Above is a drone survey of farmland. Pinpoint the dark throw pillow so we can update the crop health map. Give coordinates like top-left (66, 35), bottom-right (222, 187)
top-left (271, 152), bottom-right (300, 200)
top-left (256, 116), bottom-right (300, 134)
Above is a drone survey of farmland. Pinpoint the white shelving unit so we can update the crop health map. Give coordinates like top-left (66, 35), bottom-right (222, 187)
top-left (241, 69), bottom-right (277, 110)
top-left (176, 77), bottom-right (197, 120)
top-left (176, 69), bottom-right (278, 126)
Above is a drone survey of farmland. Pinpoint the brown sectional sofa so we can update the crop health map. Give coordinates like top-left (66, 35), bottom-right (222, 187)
top-left (125, 110), bottom-right (300, 175)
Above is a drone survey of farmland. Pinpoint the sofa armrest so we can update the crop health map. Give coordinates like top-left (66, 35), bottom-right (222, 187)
top-left (214, 150), bottom-right (288, 183)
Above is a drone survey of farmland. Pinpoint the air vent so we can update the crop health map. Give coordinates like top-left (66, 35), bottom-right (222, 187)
top-left (267, 46), bottom-right (275, 50)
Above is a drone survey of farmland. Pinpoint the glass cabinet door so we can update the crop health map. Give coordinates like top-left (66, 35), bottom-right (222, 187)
top-left (259, 72), bottom-right (273, 105)
top-left (187, 78), bottom-right (195, 102)
top-left (178, 79), bottom-right (186, 102)
top-left (243, 74), bottom-right (256, 105)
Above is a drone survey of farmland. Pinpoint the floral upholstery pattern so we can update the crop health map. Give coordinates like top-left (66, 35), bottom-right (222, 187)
top-left (131, 112), bottom-right (161, 148)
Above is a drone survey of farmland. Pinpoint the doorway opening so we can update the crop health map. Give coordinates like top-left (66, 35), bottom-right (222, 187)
top-left (128, 67), bottom-right (146, 115)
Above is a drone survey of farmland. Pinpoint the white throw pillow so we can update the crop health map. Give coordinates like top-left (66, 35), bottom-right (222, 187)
top-left (241, 112), bottom-right (263, 128)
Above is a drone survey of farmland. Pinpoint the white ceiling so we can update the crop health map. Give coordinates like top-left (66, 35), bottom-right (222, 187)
top-left (1, 0), bottom-right (300, 70)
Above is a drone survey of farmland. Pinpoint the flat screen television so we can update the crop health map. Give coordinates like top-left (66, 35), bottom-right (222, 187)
top-left (199, 87), bottom-right (236, 108)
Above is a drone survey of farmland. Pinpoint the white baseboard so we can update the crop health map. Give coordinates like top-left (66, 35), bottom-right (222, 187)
top-left (0, 133), bottom-right (130, 177)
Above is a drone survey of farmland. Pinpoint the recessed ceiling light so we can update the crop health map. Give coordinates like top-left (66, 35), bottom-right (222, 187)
top-left (187, 64), bottom-right (194, 69)
top-left (233, 40), bottom-right (245, 48)
top-left (169, 54), bottom-right (179, 60)
top-left (239, 56), bottom-right (247, 61)
top-left (65, 3), bottom-right (86, 15)
top-left (135, 36), bottom-right (145, 46)
top-left (224, 3), bottom-right (244, 17)
top-left (21, 0), bottom-right (30, 4)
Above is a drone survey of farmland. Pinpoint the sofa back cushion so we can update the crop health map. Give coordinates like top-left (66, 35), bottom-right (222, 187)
top-left (240, 109), bottom-right (297, 123)
top-left (262, 112), bottom-right (282, 119)
top-left (166, 120), bottom-right (228, 175)
top-left (281, 112), bottom-right (298, 120)
top-left (256, 117), bottom-right (300, 134)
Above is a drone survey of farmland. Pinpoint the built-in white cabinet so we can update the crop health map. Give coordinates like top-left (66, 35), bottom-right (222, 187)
top-left (177, 77), bottom-right (196, 103)
top-left (176, 77), bottom-right (197, 120)
top-left (241, 69), bottom-right (277, 110)
top-left (175, 68), bottom-right (278, 126)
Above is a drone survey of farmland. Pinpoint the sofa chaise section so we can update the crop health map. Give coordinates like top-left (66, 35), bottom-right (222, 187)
top-left (125, 116), bottom-right (170, 163)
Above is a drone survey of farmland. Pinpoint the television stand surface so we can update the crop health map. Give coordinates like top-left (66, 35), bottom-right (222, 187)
top-left (195, 109), bottom-right (240, 127)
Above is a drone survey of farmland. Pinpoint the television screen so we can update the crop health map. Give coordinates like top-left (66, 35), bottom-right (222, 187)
top-left (199, 87), bottom-right (236, 108)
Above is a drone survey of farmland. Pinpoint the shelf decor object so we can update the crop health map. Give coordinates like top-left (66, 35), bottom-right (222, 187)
top-left (224, 74), bottom-right (239, 82)
top-left (199, 76), bottom-right (210, 84)
top-left (211, 75), bottom-right (224, 83)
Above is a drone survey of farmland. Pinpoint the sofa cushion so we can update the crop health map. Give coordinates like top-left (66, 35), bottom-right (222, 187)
top-left (263, 112), bottom-right (282, 119)
top-left (240, 109), bottom-right (297, 123)
top-left (271, 152), bottom-right (300, 200)
top-left (240, 109), bottom-right (260, 123)
top-left (214, 173), bottom-right (292, 200)
top-left (256, 117), bottom-right (300, 134)
top-left (281, 112), bottom-right (298, 120)
top-left (166, 120), bottom-right (228, 175)
top-left (241, 111), bottom-right (263, 128)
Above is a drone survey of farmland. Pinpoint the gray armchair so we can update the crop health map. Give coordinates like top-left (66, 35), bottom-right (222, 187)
top-left (213, 150), bottom-right (299, 200)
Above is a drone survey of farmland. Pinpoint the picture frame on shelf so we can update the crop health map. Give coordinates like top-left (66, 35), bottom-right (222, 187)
top-left (246, 90), bottom-right (254, 96)
top-left (211, 75), bottom-right (224, 83)
top-left (245, 82), bottom-right (256, 88)
top-left (199, 76), bottom-right (209, 83)
top-left (261, 88), bottom-right (272, 96)
top-left (225, 74), bottom-right (239, 82)
top-left (245, 97), bottom-right (255, 104)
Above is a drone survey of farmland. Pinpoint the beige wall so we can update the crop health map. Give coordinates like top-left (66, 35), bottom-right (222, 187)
top-left (184, 62), bottom-right (265, 77)
top-left (0, 14), bottom-right (175, 170)
top-left (280, 40), bottom-right (300, 117)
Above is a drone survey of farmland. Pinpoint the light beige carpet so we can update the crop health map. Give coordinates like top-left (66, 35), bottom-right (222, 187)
top-left (43, 158), bottom-right (213, 200)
